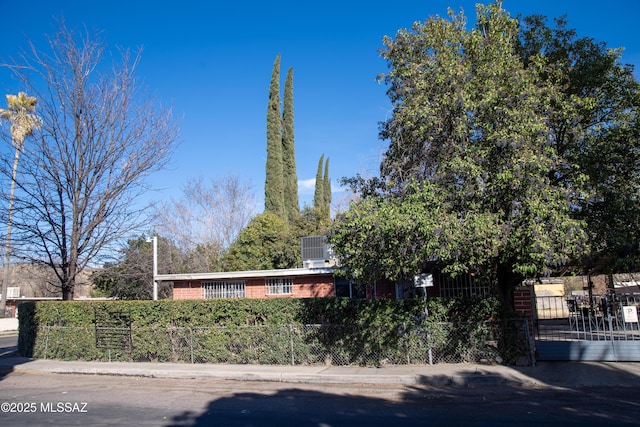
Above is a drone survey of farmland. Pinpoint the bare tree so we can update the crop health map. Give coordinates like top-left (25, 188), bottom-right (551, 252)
top-left (0, 23), bottom-right (179, 300)
top-left (155, 174), bottom-right (256, 272)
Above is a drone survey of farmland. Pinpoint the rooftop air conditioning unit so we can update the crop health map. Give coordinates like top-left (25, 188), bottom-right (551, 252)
top-left (6, 287), bottom-right (20, 298)
top-left (303, 259), bottom-right (329, 269)
top-left (301, 235), bottom-right (335, 268)
top-left (301, 235), bottom-right (327, 261)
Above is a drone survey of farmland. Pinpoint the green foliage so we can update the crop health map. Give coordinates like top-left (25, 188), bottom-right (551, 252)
top-left (323, 156), bottom-right (331, 211)
top-left (265, 54), bottom-right (285, 218)
top-left (313, 154), bottom-right (325, 210)
top-left (313, 154), bottom-right (331, 221)
top-left (294, 206), bottom-right (331, 238)
top-left (282, 67), bottom-right (299, 225)
top-left (17, 296), bottom-right (523, 364)
top-left (265, 56), bottom-right (301, 227)
top-left (222, 212), bottom-right (299, 270)
top-left (333, 2), bottom-right (637, 305)
top-left (332, 183), bottom-right (463, 285)
top-left (222, 204), bottom-right (334, 272)
top-left (517, 14), bottom-right (640, 274)
top-left (92, 235), bottom-right (175, 299)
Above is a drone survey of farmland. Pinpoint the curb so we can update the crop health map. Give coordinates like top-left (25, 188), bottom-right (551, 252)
top-left (1, 358), bottom-right (534, 387)
top-left (6, 361), bottom-right (426, 385)
top-left (2, 352), bottom-right (639, 388)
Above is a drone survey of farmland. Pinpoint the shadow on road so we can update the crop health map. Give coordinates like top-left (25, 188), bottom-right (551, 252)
top-left (0, 333), bottom-right (27, 381)
top-left (165, 387), bottom-right (461, 427)
top-left (163, 365), bottom-right (640, 427)
top-left (425, 360), bottom-right (640, 389)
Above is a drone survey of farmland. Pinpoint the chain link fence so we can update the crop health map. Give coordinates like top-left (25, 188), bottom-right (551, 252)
top-left (29, 319), bottom-right (532, 366)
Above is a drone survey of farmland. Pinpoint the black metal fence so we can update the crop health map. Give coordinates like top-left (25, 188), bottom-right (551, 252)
top-left (535, 293), bottom-right (640, 342)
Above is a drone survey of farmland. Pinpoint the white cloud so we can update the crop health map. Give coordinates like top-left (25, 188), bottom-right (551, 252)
top-left (298, 178), bottom-right (316, 194)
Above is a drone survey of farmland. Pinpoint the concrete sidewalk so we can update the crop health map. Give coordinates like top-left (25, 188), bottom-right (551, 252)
top-left (2, 355), bottom-right (640, 388)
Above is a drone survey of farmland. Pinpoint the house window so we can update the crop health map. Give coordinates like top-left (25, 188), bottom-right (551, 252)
top-left (203, 281), bottom-right (245, 299)
top-left (334, 278), bottom-right (366, 299)
top-left (266, 277), bottom-right (293, 295)
top-left (439, 274), bottom-right (490, 298)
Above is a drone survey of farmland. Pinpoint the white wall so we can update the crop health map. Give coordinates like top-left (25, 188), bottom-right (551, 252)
top-left (0, 318), bottom-right (18, 332)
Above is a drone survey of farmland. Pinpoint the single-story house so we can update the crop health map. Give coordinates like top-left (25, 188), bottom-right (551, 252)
top-left (157, 267), bottom-right (489, 301)
top-left (159, 267), bottom-right (334, 299)
top-left (157, 267), bottom-right (400, 300)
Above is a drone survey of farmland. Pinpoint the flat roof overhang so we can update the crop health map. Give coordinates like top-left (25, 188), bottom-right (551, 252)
top-left (156, 267), bottom-right (335, 282)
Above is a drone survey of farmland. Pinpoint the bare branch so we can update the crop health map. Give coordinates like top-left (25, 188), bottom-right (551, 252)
top-left (0, 22), bottom-right (180, 299)
top-left (155, 173), bottom-right (257, 272)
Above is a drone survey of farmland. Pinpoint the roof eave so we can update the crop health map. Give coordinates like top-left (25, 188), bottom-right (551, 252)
top-left (156, 267), bottom-right (335, 282)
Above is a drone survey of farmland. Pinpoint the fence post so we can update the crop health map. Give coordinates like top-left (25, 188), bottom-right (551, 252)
top-left (189, 328), bottom-right (194, 364)
top-left (43, 325), bottom-right (49, 360)
top-left (289, 324), bottom-right (295, 366)
top-left (608, 315), bottom-right (617, 362)
top-left (523, 317), bottom-right (535, 367)
top-left (423, 300), bottom-right (433, 365)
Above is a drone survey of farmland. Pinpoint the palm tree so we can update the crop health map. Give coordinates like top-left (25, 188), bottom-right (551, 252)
top-left (0, 92), bottom-right (40, 317)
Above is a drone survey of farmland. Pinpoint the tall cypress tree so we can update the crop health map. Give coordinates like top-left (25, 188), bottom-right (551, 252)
top-left (323, 157), bottom-right (331, 218)
top-left (264, 55), bottom-right (285, 218)
top-left (282, 67), bottom-right (299, 224)
top-left (313, 154), bottom-right (325, 211)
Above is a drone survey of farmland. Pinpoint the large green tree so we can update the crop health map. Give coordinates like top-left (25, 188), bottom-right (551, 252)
top-left (313, 154), bottom-right (325, 210)
top-left (222, 212), bottom-right (298, 271)
top-left (282, 67), bottom-right (299, 225)
top-left (516, 14), bottom-right (640, 275)
top-left (313, 154), bottom-right (331, 221)
top-left (332, 2), bottom-right (589, 304)
top-left (265, 55), bottom-right (300, 227)
top-left (323, 156), bottom-right (331, 217)
top-left (264, 55), bottom-right (285, 219)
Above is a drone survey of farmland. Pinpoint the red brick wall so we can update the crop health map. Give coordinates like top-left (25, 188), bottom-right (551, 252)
top-left (292, 274), bottom-right (334, 298)
top-left (172, 274), bottom-right (335, 300)
top-left (245, 278), bottom-right (267, 298)
top-left (173, 281), bottom-right (202, 300)
top-left (513, 285), bottom-right (535, 339)
top-left (513, 286), bottom-right (534, 317)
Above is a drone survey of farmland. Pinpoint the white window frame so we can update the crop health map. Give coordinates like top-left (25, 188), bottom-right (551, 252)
top-left (203, 280), bottom-right (245, 299)
top-left (266, 277), bottom-right (293, 295)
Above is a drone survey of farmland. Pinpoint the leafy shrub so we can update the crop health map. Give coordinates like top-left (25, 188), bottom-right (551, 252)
top-left (17, 296), bottom-right (523, 364)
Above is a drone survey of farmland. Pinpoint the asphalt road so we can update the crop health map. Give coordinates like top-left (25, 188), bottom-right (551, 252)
top-left (0, 334), bottom-right (17, 357)
top-left (1, 369), bottom-right (639, 426)
top-left (1, 333), bottom-right (640, 426)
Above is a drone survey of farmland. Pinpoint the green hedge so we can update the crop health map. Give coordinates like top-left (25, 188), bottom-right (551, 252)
top-left (17, 296), bottom-right (515, 364)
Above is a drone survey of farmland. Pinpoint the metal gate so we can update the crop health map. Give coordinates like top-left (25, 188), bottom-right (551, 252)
top-left (534, 292), bottom-right (640, 361)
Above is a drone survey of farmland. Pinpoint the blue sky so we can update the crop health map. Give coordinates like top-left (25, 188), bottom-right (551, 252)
top-left (2, 0), bottom-right (639, 212)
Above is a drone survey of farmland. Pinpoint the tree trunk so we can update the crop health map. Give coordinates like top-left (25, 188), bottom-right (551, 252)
top-left (62, 278), bottom-right (75, 301)
top-left (0, 146), bottom-right (21, 317)
top-left (496, 262), bottom-right (523, 313)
